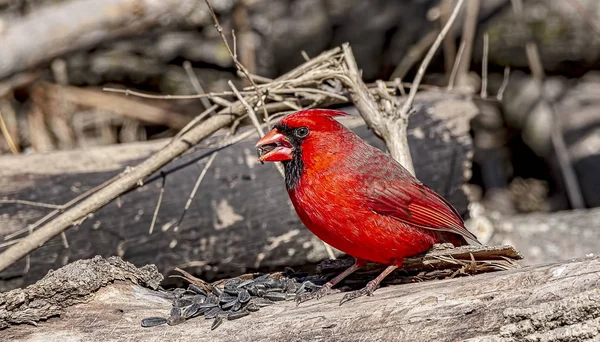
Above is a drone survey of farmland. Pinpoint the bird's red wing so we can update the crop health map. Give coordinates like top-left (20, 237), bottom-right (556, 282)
top-left (367, 179), bottom-right (480, 243)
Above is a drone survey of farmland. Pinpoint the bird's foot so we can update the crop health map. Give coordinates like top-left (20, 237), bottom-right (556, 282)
top-left (295, 283), bottom-right (339, 305)
top-left (339, 280), bottom-right (378, 306)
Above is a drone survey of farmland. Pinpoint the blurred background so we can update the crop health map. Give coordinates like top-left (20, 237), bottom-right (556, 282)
top-left (0, 0), bottom-right (599, 291)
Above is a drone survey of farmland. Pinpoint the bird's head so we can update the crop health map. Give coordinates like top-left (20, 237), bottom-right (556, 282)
top-left (255, 109), bottom-right (349, 188)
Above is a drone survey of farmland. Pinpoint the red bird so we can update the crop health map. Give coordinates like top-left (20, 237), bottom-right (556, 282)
top-left (255, 109), bottom-right (480, 304)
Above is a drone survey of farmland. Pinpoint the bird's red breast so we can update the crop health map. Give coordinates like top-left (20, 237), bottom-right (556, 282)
top-left (256, 109), bottom-right (479, 265)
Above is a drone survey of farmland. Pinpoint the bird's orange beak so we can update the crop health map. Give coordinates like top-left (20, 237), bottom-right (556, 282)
top-left (255, 128), bottom-right (294, 163)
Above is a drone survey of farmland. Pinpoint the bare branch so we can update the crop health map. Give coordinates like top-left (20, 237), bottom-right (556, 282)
top-left (0, 199), bottom-right (62, 209)
top-left (454, 0), bottom-right (480, 91)
top-left (148, 176), bottom-right (166, 235)
top-left (447, 41), bottom-right (466, 90)
top-left (480, 32), bottom-right (489, 98)
top-left (204, 0), bottom-right (271, 127)
top-left (399, 0), bottom-right (465, 118)
top-left (175, 151), bottom-right (219, 231)
top-left (182, 61), bottom-right (212, 110)
top-left (0, 109), bottom-right (18, 154)
top-left (496, 66), bottom-right (510, 101)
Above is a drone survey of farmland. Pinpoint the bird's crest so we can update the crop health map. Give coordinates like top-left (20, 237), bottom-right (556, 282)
top-left (291, 109), bottom-right (348, 119)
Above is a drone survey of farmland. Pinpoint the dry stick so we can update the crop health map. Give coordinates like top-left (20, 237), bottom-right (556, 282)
top-left (440, 0), bottom-right (458, 80)
top-left (389, 30), bottom-right (439, 80)
top-left (229, 81), bottom-right (264, 138)
top-left (183, 61), bottom-right (212, 110)
top-left (0, 111), bottom-right (238, 272)
top-left (60, 232), bottom-right (69, 249)
top-left (104, 87), bottom-right (348, 103)
top-left (229, 81), bottom-right (285, 177)
top-left (496, 66), bottom-right (510, 101)
top-left (510, 0), bottom-right (584, 209)
top-left (385, 0), bottom-right (466, 175)
top-left (204, 0), bottom-right (270, 127)
top-left (480, 32), bottom-right (489, 99)
top-left (447, 41), bottom-right (467, 90)
top-left (0, 110), bottom-right (18, 154)
top-left (3, 172), bottom-right (125, 241)
top-left (0, 199), bottom-right (62, 209)
top-left (175, 152), bottom-right (219, 231)
top-left (454, 0), bottom-right (480, 91)
top-left (149, 176), bottom-right (166, 235)
top-left (174, 105), bottom-right (219, 140)
top-left (399, 0), bottom-right (466, 118)
top-left (236, 70), bottom-right (273, 84)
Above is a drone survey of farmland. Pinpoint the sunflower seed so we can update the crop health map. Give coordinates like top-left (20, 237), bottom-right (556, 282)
top-left (237, 289), bottom-right (251, 303)
top-left (141, 317), bottom-right (167, 327)
top-left (264, 292), bottom-right (286, 301)
top-left (188, 284), bottom-right (208, 296)
top-left (204, 306), bottom-right (221, 319)
top-left (227, 310), bottom-right (250, 320)
top-left (211, 316), bottom-right (224, 330)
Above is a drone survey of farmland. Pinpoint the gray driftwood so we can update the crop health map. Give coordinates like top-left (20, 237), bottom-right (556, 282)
top-left (489, 208), bottom-right (600, 266)
top-left (0, 93), bottom-right (478, 292)
top-left (0, 0), bottom-right (209, 79)
top-left (1, 255), bottom-right (599, 342)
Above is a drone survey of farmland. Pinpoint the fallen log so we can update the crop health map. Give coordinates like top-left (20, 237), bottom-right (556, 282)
top-left (0, 93), bottom-right (478, 292)
top-left (488, 207), bottom-right (600, 266)
top-left (0, 0), bottom-right (208, 80)
top-left (1, 254), bottom-right (598, 342)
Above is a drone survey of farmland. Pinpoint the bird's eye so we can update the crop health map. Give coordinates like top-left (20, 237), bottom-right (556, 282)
top-left (295, 127), bottom-right (310, 138)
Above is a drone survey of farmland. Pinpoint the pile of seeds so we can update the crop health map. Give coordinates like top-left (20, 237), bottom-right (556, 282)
top-left (141, 272), bottom-right (326, 330)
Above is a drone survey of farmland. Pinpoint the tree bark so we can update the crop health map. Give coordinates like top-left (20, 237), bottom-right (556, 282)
top-left (1, 255), bottom-right (598, 342)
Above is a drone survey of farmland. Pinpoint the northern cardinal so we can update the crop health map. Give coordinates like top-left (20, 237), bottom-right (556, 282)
top-left (255, 109), bottom-right (480, 304)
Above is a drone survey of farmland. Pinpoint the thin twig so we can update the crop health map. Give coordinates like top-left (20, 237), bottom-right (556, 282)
top-left (229, 81), bottom-right (264, 138)
top-left (60, 232), bottom-right (69, 249)
top-left (400, 0), bottom-right (465, 117)
top-left (390, 30), bottom-right (439, 80)
top-left (510, 0), bottom-right (544, 81)
top-left (0, 239), bottom-right (22, 249)
top-left (454, 0), bottom-right (480, 91)
top-left (174, 152), bottom-right (219, 231)
top-left (149, 176), bottom-right (166, 235)
top-left (447, 41), bottom-right (466, 90)
top-left (440, 0), bottom-right (458, 79)
top-left (0, 110), bottom-right (18, 154)
top-left (174, 104), bottom-right (219, 140)
top-left (183, 61), bottom-right (212, 110)
top-left (229, 81), bottom-right (285, 177)
top-left (204, 0), bottom-right (271, 127)
top-left (3, 173), bottom-right (123, 241)
top-left (497, 66), bottom-right (510, 101)
top-left (480, 32), bottom-right (489, 98)
top-left (301, 50), bottom-right (310, 62)
top-left (0, 199), bottom-right (62, 209)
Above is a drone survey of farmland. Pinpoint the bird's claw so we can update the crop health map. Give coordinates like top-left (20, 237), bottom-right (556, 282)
top-left (339, 282), bottom-right (378, 306)
top-left (295, 284), bottom-right (337, 305)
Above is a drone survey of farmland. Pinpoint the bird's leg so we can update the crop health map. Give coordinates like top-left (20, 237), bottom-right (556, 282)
top-left (296, 258), bottom-right (366, 305)
top-left (339, 262), bottom-right (401, 306)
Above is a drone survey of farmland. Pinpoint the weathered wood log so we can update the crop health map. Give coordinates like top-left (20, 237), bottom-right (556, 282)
top-left (0, 93), bottom-right (478, 292)
top-left (2, 255), bottom-right (598, 342)
top-left (0, 0), bottom-right (209, 80)
top-left (488, 208), bottom-right (600, 266)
